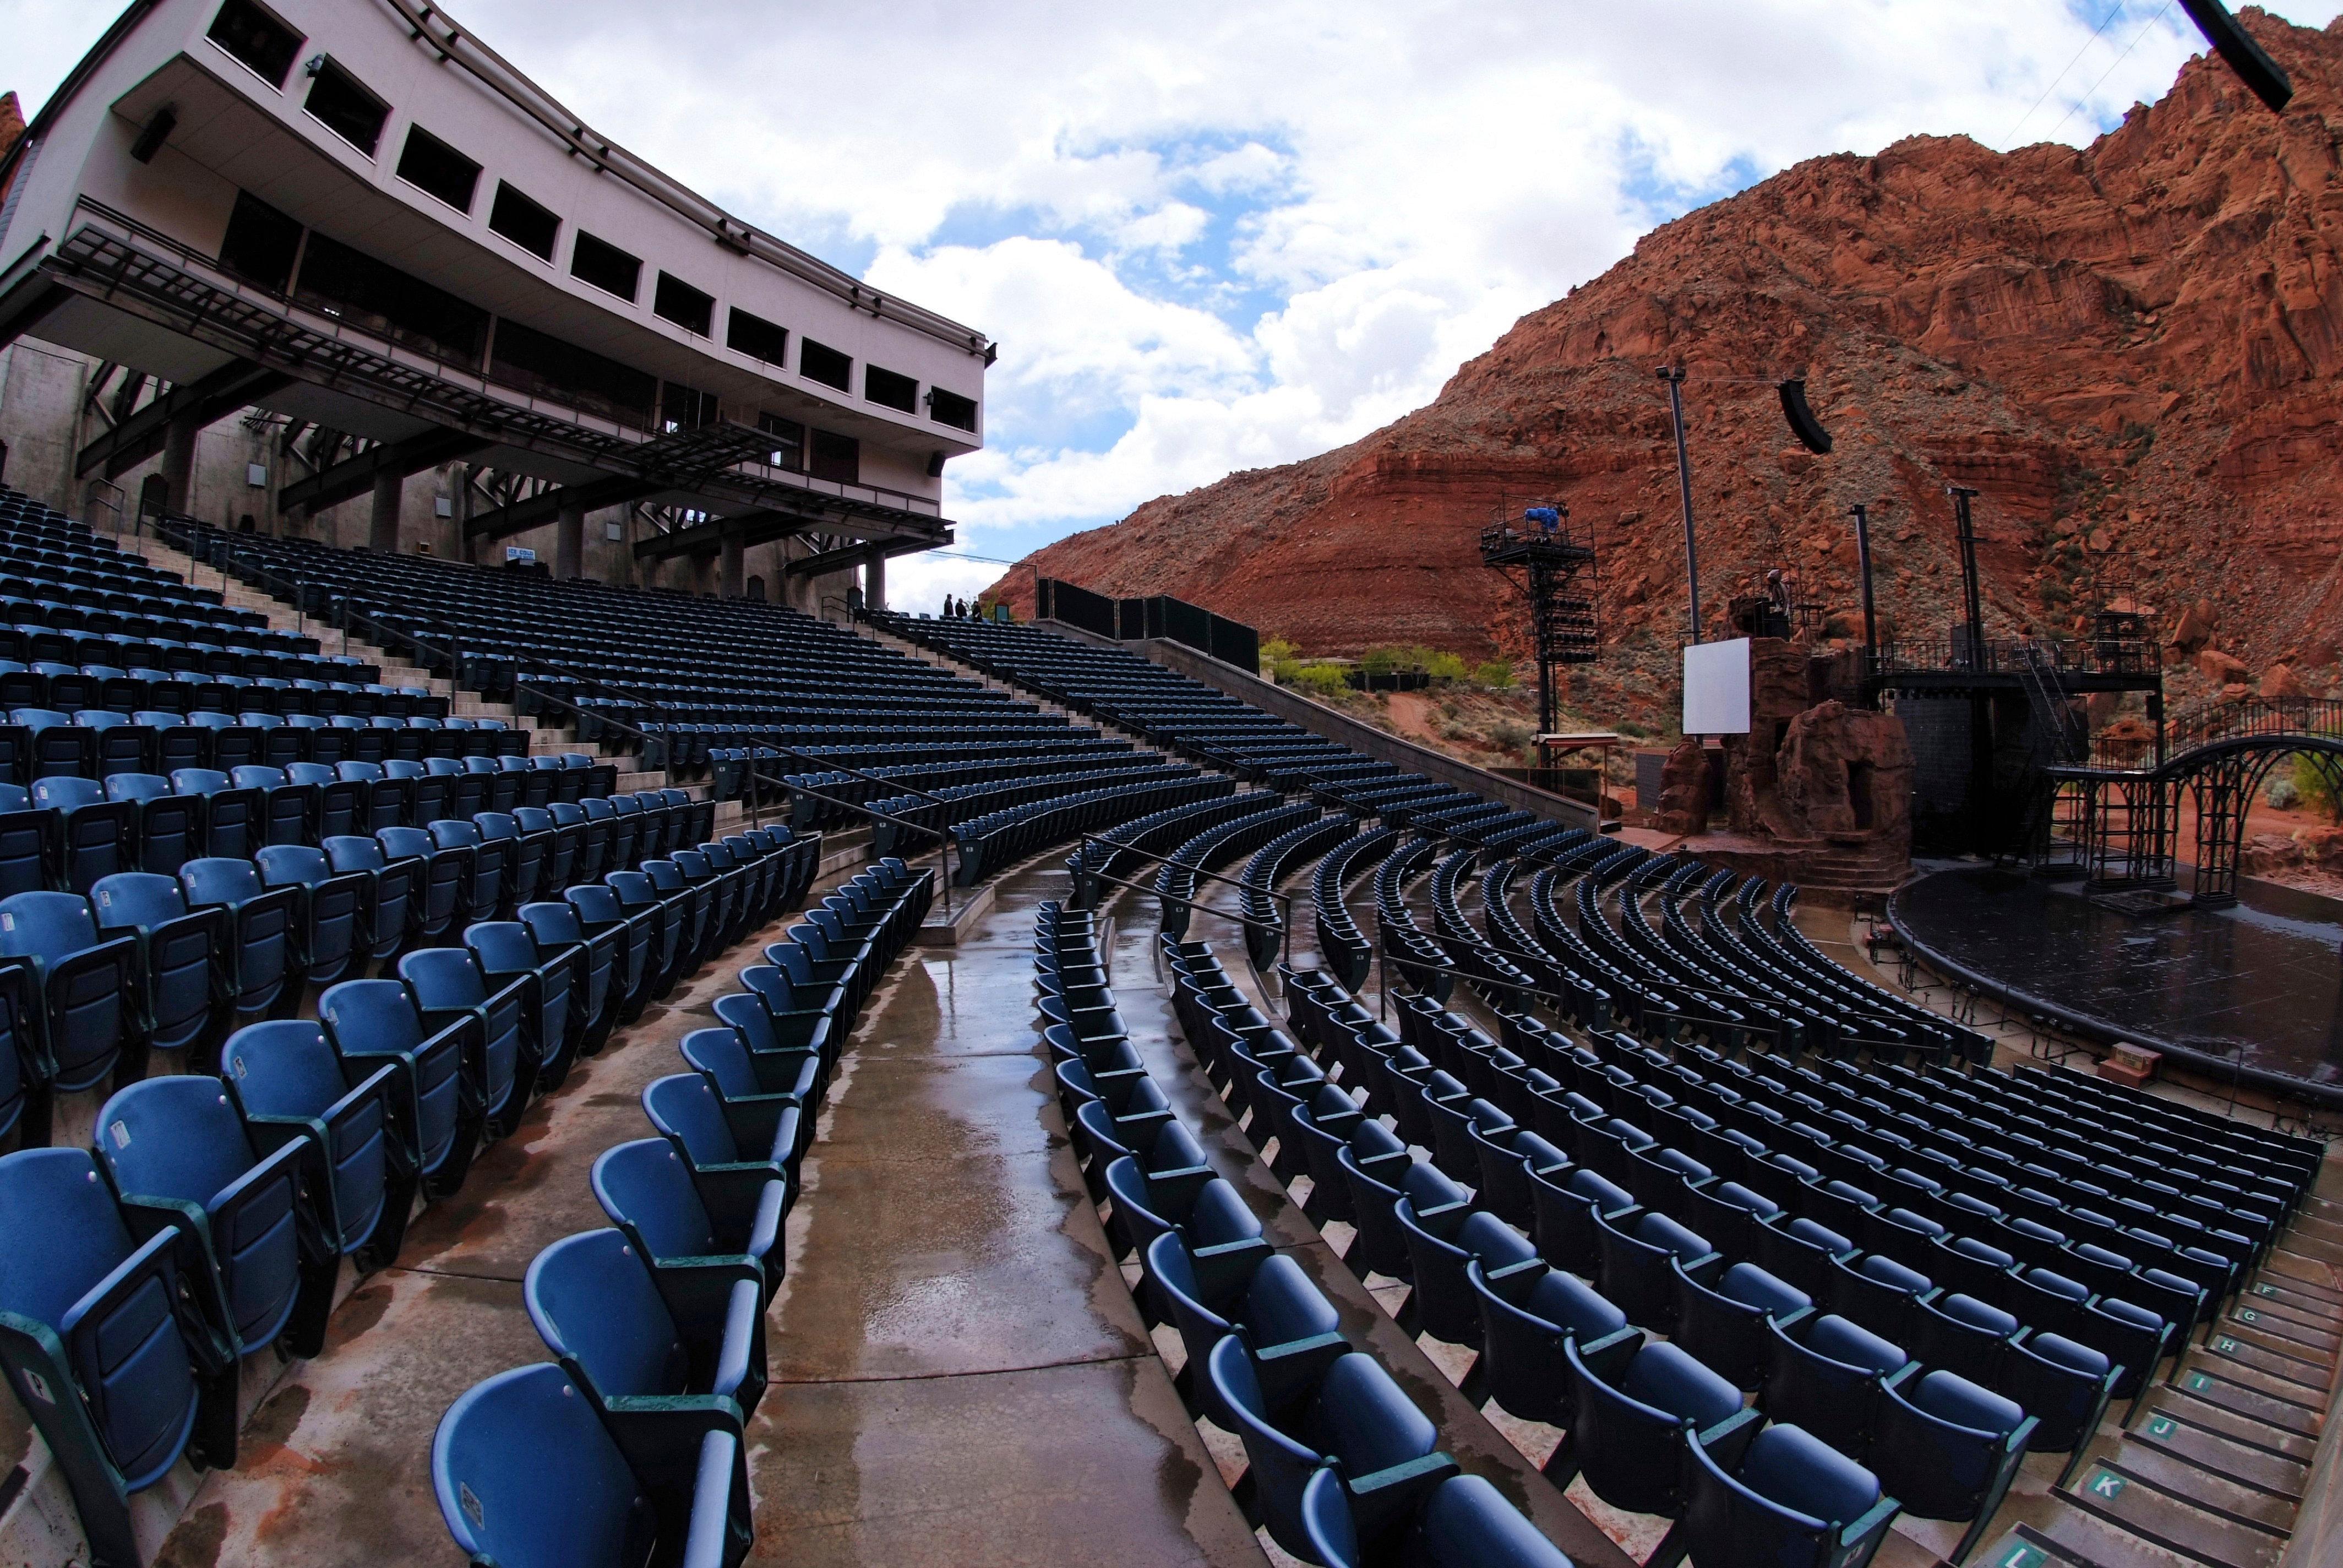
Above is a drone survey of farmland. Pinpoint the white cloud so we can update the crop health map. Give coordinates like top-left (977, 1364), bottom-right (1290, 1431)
top-left (12, 0), bottom-right (2342, 562)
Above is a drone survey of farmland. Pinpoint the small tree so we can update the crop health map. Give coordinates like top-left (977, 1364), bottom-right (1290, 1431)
top-left (1359, 646), bottom-right (1399, 677)
top-left (1424, 650), bottom-right (1467, 682)
top-left (1474, 660), bottom-right (1517, 690)
top-left (1293, 661), bottom-right (1350, 698)
top-left (2297, 756), bottom-right (2343, 824)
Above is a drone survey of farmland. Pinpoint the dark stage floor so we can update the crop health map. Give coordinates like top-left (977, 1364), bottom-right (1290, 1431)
top-left (1892, 864), bottom-right (2343, 1099)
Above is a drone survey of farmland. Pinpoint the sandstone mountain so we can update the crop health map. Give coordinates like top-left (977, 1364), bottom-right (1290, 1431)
top-left (990, 11), bottom-right (2343, 722)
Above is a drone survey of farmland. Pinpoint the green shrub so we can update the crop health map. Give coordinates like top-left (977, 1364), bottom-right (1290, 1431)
top-left (1424, 651), bottom-right (1468, 682)
top-left (1292, 662), bottom-right (1349, 699)
top-left (1490, 719), bottom-right (1532, 750)
top-left (1474, 660), bottom-right (1517, 690)
top-left (1359, 646), bottom-right (1400, 677)
top-left (2297, 757), bottom-right (2343, 824)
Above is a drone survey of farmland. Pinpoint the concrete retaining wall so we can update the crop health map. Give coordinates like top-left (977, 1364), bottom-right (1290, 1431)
top-left (1038, 617), bottom-right (1595, 830)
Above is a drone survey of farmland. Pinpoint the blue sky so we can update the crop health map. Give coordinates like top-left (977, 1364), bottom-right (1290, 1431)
top-left (12, 0), bottom-right (2337, 608)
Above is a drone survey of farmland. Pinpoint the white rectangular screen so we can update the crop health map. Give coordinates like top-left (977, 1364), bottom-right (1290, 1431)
top-left (1682, 638), bottom-right (1752, 735)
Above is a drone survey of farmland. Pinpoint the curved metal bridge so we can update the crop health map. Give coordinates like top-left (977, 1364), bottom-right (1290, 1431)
top-left (2041, 695), bottom-right (2343, 905)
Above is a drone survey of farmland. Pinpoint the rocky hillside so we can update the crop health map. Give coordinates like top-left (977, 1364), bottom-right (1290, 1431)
top-left (991, 12), bottom-right (2343, 724)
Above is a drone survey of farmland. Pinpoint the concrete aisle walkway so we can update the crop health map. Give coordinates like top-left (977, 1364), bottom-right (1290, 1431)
top-left (746, 862), bottom-right (1266, 1567)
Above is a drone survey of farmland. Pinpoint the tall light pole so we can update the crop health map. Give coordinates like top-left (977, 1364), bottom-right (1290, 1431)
top-left (1659, 366), bottom-right (1701, 644)
top-left (1849, 503), bottom-right (1878, 672)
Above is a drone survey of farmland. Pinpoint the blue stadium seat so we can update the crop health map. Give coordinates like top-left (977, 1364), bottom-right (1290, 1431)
top-left (591, 1139), bottom-right (783, 1327)
top-left (90, 872), bottom-right (225, 1065)
top-left (171, 767), bottom-right (263, 859)
top-left (0, 781), bottom-right (50, 896)
top-left (0, 889), bottom-right (136, 1093)
top-left (566, 883), bottom-right (653, 1021)
top-left (1300, 1468), bottom-right (1575, 1568)
top-left (255, 843), bottom-right (370, 990)
top-left (1762, 1312), bottom-right (1915, 1462)
top-left (1656, 1419), bottom-right (1900, 1568)
top-left (180, 857), bottom-right (300, 1023)
top-left (465, 921), bottom-right (580, 1091)
top-left (324, 834), bottom-right (421, 966)
top-left (94, 1076), bottom-right (315, 1357)
top-left (220, 1021), bottom-right (405, 1271)
top-left (318, 978), bottom-right (477, 1198)
top-left (641, 1075), bottom-right (798, 1273)
top-left (380, 825), bottom-right (462, 945)
top-left (432, 1362), bottom-right (749, 1568)
top-left (0, 1147), bottom-right (230, 1568)
top-left (517, 900), bottom-right (617, 1057)
top-left (524, 1227), bottom-right (766, 1464)
top-left (1554, 1332), bottom-right (1751, 1516)
top-left (106, 773), bottom-right (199, 876)
top-left (1207, 1337), bottom-right (1456, 1560)
top-left (33, 776), bottom-right (132, 894)
top-left (400, 948), bottom-right (535, 1142)
top-left (1146, 1233), bottom-right (1343, 1427)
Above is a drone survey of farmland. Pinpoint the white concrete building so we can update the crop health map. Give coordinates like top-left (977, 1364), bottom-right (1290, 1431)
top-left (0, 0), bottom-right (991, 606)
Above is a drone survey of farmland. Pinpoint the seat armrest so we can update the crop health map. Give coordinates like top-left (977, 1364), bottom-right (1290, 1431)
top-left (1342, 1451), bottom-right (1463, 1543)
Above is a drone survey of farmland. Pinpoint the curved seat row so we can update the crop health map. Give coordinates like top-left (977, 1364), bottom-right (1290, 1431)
top-left (433, 858), bottom-right (931, 1568)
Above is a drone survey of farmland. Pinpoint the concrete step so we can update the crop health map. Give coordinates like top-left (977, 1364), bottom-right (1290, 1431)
top-left (2061, 1457), bottom-right (2284, 1567)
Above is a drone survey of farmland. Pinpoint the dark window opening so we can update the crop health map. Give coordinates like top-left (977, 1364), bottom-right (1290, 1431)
top-left (809, 429), bottom-right (859, 484)
top-left (1847, 761), bottom-right (1876, 830)
top-left (489, 182), bottom-right (559, 261)
top-left (747, 575), bottom-right (766, 602)
top-left (653, 273), bottom-right (714, 336)
top-left (489, 319), bottom-right (656, 428)
top-left (303, 58), bottom-right (389, 157)
top-left (756, 412), bottom-right (805, 471)
top-left (206, 0), bottom-right (302, 89)
top-left (395, 126), bottom-right (480, 213)
top-left (661, 382), bottom-right (720, 434)
top-left (570, 231), bottom-right (641, 302)
top-left (865, 364), bottom-right (918, 413)
top-left (928, 386), bottom-right (978, 432)
top-left (138, 475), bottom-right (168, 520)
top-left (218, 189), bottom-right (303, 293)
top-left (295, 232), bottom-right (489, 365)
top-left (727, 307), bottom-right (789, 366)
top-left (799, 337), bottom-right (851, 391)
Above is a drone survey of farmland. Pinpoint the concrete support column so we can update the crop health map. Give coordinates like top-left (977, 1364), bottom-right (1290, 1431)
top-left (720, 526), bottom-right (745, 598)
top-left (555, 500), bottom-right (585, 579)
top-left (160, 409), bottom-right (202, 516)
top-left (368, 469), bottom-right (402, 553)
top-left (690, 550), bottom-right (717, 596)
top-left (865, 548), bottom-right (887, 612)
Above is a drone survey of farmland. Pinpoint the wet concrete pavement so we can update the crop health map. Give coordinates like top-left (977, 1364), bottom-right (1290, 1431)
top-left (744, 861), bottom-right (1269, 1566)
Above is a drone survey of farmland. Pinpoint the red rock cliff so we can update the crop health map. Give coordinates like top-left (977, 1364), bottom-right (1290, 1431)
top-left (991, 12), bottom-right (2343, 716)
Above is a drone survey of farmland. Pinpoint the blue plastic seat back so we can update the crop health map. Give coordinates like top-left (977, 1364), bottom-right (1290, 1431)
top-left (0, 890), bottom-right (126, 1088)
top-left (1527, 1270), bottom-right (1628, 1342)
top-left (432, 1363), bottom-right (656, 1567)
top-left (1619, 1341), bottom-right (1742, 1427)
top-left (592, 1139), bottom-right (722, 1261)
top-left (401, 949), bottom-right (518, 1112)
top-left (1417, 1473), bottom-right (1574, 1568)
top-left (524, 1229), bottom-right (687, 1401)
top-left (91, 872), bottom-right (214, 1055)
top-left (644, 1074), bottom-right (745, 1167)
top-left (1808, 1313), bottom-right (1908, 1374)
top-left (221, 1021), bottom-right (388, 1254)
top-left (1315, 1352), bottom-right (1439, 1474)
top-left (319, 980), bottom-right (461, 1177)
top-left (1739, 1421), bottom-right (1883, 1527)
top-left (680, 1028), bottom-right (762, 1102)
top-left (96, 1077), bottom-right (299, 1348)
top-left (0, 1147), bottom-right (199, 1487)
top-left (33, 775), bottom-right (104, 810)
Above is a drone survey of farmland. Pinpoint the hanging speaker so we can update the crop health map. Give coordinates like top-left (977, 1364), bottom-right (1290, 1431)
top-left (2179, 0), bottom-right (2292, 112)
top-left (1778, 379), bottom-right (1832, 455)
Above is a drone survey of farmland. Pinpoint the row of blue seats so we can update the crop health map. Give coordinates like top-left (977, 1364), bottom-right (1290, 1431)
top-left (1142, 941), bottom-right (1923, 1568)
top-left (0, 710), bottom-right (514, 783)
top-left (0, 758), bottom-right (614, 896)
top-left (0, 664), bottom-right (437, 717)
top-left (0, 805), bottom-right (815, 1143)
top-left (953, 774), bottom-right (1231, 886)
top-left (1037, 903), bottom-right (1574, 1568)
top-left (0, 815), bottom-right (846, 1562)
top-left (433, 859), bottom-right (933, 1567)
top-left (1256, 959), bottom-right (2255, 1566)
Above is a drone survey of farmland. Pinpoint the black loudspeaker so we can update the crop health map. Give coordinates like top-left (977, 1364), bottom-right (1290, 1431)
top-left (2180, 0), bottom-right (2292, 112)
top-left (130, 105), bottom-right (177, 165)
top-left (926, 451), bottom-right (946, 478)
top-left (1778, 379), bottom-right (1833, 455)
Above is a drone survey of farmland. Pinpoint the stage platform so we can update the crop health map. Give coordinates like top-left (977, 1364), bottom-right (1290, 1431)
top-left (1890, 862), bottom-right (2343, 1108)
